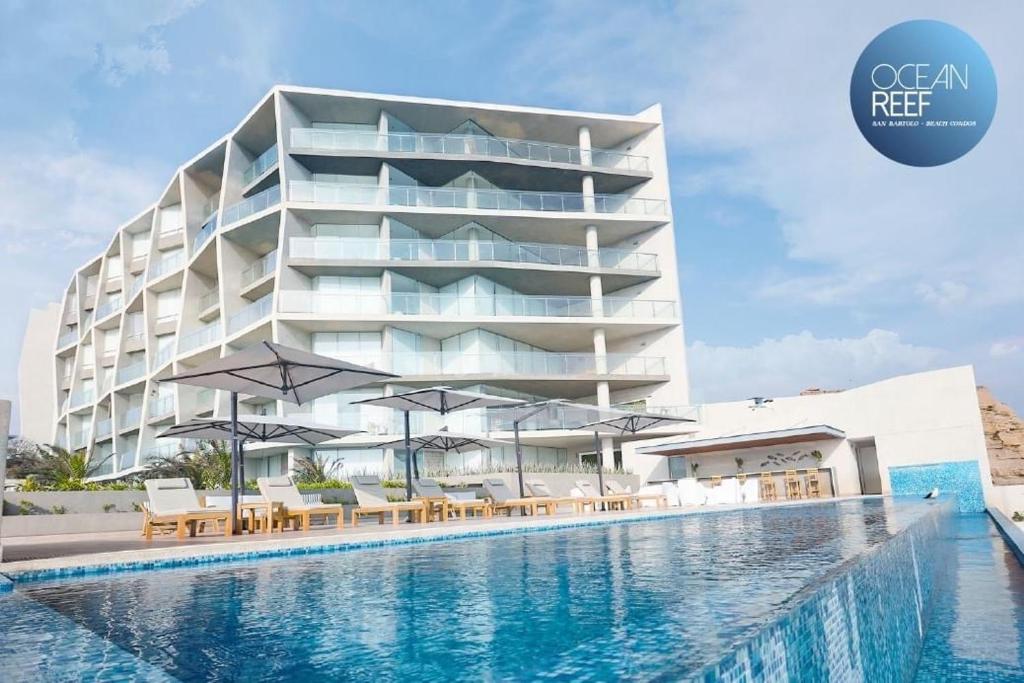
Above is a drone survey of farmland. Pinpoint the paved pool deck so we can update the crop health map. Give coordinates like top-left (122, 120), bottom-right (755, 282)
top-left (0, 497), bottom-right (855, 583)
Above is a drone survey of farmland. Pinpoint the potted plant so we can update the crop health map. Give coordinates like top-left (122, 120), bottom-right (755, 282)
top-left (690, 462), bottom-right (700, 479)
top-left (735, 457), bottom-right (744, 474)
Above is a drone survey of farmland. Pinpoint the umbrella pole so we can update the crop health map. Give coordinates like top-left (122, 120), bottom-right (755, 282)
top-left (230, 391), bottom-right (240, 534)
top-left (513, 419), bottom-right (525, 498)
top-left (413, 446), bottom-right (421, 480)
top-left (594, 430), bottom-right (605, 512)
top-left (403, 410), bottom-right (413, 500)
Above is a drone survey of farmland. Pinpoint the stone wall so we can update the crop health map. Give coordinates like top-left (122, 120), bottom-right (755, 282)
top-left (979, 387), bottom-right (1024, 485)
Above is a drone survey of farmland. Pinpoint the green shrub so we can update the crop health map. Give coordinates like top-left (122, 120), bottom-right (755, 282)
top-left (1013, 511), bottom-right (1024, 522)
top-left (51, 505), bottom-right (67, 515)
top-left (296, 479), bottom-right (353, 491)
top-left (103, 503), bottom-right (117, 513)
top-left (18, 500), bottom-right (33, 515)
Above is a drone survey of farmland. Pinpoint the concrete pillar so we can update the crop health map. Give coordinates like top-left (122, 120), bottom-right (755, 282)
top-left (589, 275), bottom-right (603, 317)
top-left (578, 125), bottom-right (592, 166)
top-left (0, 399), bottom-right (11, 563)
top-left (585, 224), bottom-right (600, 268)
top-left (582, 174), bottom-right (595, 213)
top-left (593, 327), bottom-right (607, 374)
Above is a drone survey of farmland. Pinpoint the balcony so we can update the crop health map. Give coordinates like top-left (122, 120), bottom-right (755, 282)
top-left (289, 181), bottom-right (666, 216)
top-left (151, 345), bottom-right (175, 370)
top-left (116, 359), bottom-right (147, 385)
top-left (278, 291), bottom-right (676, 319)
top-left (94, 295), bottom-right (123, 321)
top-left (119, 407), bottom-right (142, 432)
top-left (290, 237), bottom-right (658, 272)
top-left (240, 250), bottom-right (277, 289)
top-left (126, 276), bottom-right (145, 301)
top-left (148, 251), bottom-right (184, 281)
top-left (69, 388), bottom-right (95, 408)
top-left (242, 144), bottom-right (279, 186)
top-left (227, 293), bottom-right (272, 334)
top-left (148, 396), bottom-right (175, 419)
top-left (193, 213), bottom-right (218, 253)
top-left (57, 330), bottom-right (78, 348)
top-left (180, 321), bottom-right (221, 353)
top-left (118, 450), bottom-right (137, 471)
top-left (70, 429), bottom-right (91, 449)
top-left (386, 352), bottom-right (667, 377)
top-left (290, 129), bottom-right (650, 172)
top-left (222, 184), bottom-right (281, 225)
top-left (95, 418), bottom-right (112, 439)
top-left (201, 193), bottom-right (220, 220)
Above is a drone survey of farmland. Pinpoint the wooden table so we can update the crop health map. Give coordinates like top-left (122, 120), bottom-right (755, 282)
top-left (236, 501), bottom-right (284, 534)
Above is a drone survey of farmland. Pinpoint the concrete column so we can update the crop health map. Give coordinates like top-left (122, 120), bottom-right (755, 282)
top-left (593, 327), bottom-right (607, 374)
top-left (593, 381), bottom-right (615, 470)
top-left (0, 400), bottom-right (9, 563)
top-left (468, 224), bottom-right (480, 261)
top-left (582, 174), bottom-right (595, 213)
top-left (578, 125), bottom-right (592, 166)
top-left (585, 224), bottom-right (600, 268)
top-left (589, 275), bottom-right (603, 317)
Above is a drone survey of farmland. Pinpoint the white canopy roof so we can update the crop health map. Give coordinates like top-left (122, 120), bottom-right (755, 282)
top-left (372, 430), bottom-right (514, 453)
top-left (162, 341), bottom-right (397, 404)
top-left (157, 415), bottom-right (363, 446)
top-left (350, 386), bottom-right (524, 414)
top-left (582, 411), bottom-right (697, 435)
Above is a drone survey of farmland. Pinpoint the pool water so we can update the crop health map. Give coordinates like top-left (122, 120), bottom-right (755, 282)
top-left (0, 499), bottom-right (932, 681)
top-left (0, 498), bottom-right (1016, 681)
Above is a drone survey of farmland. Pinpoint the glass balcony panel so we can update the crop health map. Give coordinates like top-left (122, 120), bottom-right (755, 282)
top-left (222, 184), bottom-right (281, 225)
top-left (193, 214), bottom-right (218, 252)
top-left (240, 250), bottom-right (278, 288)
top-left (151, 345), bottom-right (175, 370)
top-left (148, 396), bottom-right (175, 418)
top-left (120, 406), bottom-right (142, 428)
top-left (180, 321), bottom-right (221, 353)
top-left (227, 293), bottom-right (273, 334)
top-left (241, 144), bottom-right (278, 186)
top-left (116, 359), bottom-right (147, 385)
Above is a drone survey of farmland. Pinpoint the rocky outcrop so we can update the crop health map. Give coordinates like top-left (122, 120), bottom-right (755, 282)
top-left (979, 387), bottom-right (1024, 485)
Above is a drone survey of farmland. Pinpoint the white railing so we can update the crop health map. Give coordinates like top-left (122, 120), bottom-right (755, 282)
top-left (148, 396), bottom-right (175, 418)
top-left (151, 345), bottom-right (175, 370)
top-left (288, 181), bottom-right (666, 216)
top-left (242, 144), bottom-right (279, 185)
top-left (277, 291), bottom-right (675, 319)
top-left (222, 184), bottom-right (281, 225)
top-left (290, 128), bottom-right (650, 172)
top-left (148, 251), bottom-right (185, 281)
top-left (381, 352), bottom-right (667, 377)
top-left (180, 321), bottom-right (221, 353)
top-left (94, 295), bottom-right (123, 320)
top-left (240, 250), bottom-right (278, 288)
top-left (289, 237), bottom-right (658, 271)
top-left (116, 359), bottom-right (147, 385)
top-left (227, 293), bottom-right (273, 333)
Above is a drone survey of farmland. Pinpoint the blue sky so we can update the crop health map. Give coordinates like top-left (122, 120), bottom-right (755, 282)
top-left (1, 0), bottom-right (1021, 423)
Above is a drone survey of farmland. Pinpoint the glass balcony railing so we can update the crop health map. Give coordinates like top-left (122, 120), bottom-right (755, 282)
top-left (289, 237), bottom-right (659, 271)
top-left (382, 352), bottom-right (667, 377)
top-left (278, 291), bottom-right (676, 319)
top-left (148, 251), bottom-right (185, 281)
top-left (193, 213), bottom-right (218, 253)
top-left (118, 450), bottom-right (137, 471)
top-left (199, 289), bottom-right (220, 311)
top-left (124, 328), bottom-right (145, 348)
top-left (148, 396), bottom-right (175, 418)
top-left (227, 293), bottom-right (273, 334)
top-left (240, 250), bottom-right (278, 288)
top-left (289, 181), bottom-right (665, 216)
top-left (127, 276), bottom-right (145, 301)
top-left (57, 330), bottom-right (78, 348)
top-left (151, 345), bottom-right (175, 370)
top-left (95, 418), bottom-right (112, 439)
top-left (222, 184), bottom-right (281, 225)
top-left (201, 193), bottom-right (221, 220)
top-left (70, 429), bottom-right (91, 449)
top-left (69, 388), bottom-right (95, 408)
top-left (116, 359), bottom-right (147, 385)
top-left (119, 407), bottom-right (142, 429)
top-left (180, 321), bottom-right (221, 353)
top-left (242, 144), bottom-right (279, 185)
top-left (290, 128), bottom-right (650, 172)
top-left (94, 295), bottom-right (123, 320)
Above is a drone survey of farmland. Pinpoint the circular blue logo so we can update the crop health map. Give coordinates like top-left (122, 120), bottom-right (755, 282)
top-left (850, 20), bottom-right (997, 167)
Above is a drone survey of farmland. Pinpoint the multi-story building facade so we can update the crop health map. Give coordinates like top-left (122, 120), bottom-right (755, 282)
top-left (23, 86), bottom-right (692, 482)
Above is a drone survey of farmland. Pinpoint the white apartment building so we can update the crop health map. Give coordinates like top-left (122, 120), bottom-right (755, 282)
top-left (19, 86), bottom-right (692, 480)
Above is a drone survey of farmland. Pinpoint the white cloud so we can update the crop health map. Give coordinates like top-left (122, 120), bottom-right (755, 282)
top-left (916, 281), bottom-right (970, 308)
top-left (688, 329), bottom-right (944, 403)
top-left (990, 341), bottom-right (1022, 358)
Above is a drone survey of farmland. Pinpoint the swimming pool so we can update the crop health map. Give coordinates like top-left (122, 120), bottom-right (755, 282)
top-left (0, 498), bottom-right (1007, 681)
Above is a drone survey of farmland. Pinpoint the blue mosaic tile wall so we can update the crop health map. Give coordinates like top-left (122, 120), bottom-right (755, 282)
top-left (0, 574), bottom-right (11, 594)
top-left (889, 460), bottom-right (985, 513)
top-left (688, 500), bottom-right (955, 682)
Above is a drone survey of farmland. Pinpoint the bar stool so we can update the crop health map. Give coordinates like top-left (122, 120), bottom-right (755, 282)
top-left (805, 468), bottom-right (822, 498)
top-left (760, 472), bottom-right (777, 501)
top-left (709, 475), bottom-right (722, 487)
top-left (736, 472), bottom-right (748, 484)
top-left (784, 470), bottom-right (802, 499)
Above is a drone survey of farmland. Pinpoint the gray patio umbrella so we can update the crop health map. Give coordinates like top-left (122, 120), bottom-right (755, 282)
top-left (497, 399), bottom-right (627, 497)
top-left (372, 429), bottom-right (514, 480)
top-left (162, 341), bottom-right (397, 532)
top-left (157, 416), bottom-right (362, 496)
top-left (350, 386), bottom-right (523, 499)
top-left (581, 410), bottom-right (697, 501)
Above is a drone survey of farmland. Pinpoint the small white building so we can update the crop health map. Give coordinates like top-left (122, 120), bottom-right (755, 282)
top-left (628, 366), bottom-right (992, 512)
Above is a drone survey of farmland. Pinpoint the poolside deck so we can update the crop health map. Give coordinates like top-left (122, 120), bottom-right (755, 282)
top-left (0, 497), bottom-right (855, 581)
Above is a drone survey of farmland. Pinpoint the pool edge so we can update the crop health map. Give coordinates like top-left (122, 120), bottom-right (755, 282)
top-left (987, 508), bottom-right (1024, 567)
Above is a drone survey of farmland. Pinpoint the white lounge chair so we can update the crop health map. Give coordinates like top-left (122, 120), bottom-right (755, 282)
top-left (606, 480), bottom-right (667, 508)
top-left (575, 480), bottom-right (632, 511)
top-left (740, 478), bottom-right (760, 503)
top-left (483, 478), bottom-right (550, 516)
top-left (350, 475), bottom-right (427, 526)
top-left (143, 478), bottom-right (233, 540)
top-left (258, 476), bottom-right (345, 532)
top-left (526, 479), bottom-right (585, 514)
top-left (412, 478), bottom-right (491, 521)
top-left (676, 479), bottom-right (707, 506)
